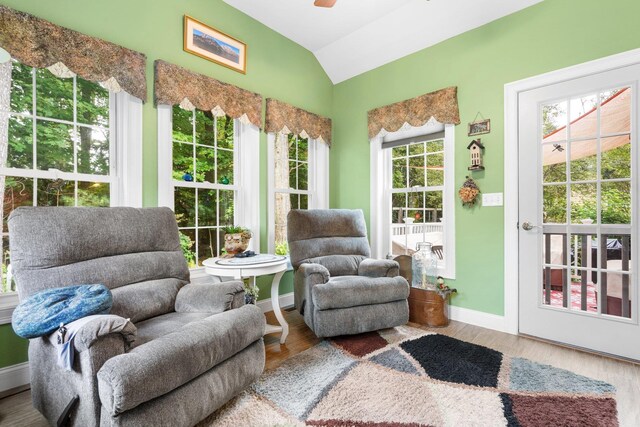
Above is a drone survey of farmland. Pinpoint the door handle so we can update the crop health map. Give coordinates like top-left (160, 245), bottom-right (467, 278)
top-left (521, 221), bottom-right (541, 231)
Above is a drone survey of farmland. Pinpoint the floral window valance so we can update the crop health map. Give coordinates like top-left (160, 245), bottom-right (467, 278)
top-left (0, 6), bottom-right (147, 101)
top-left (367, 86), bottom-right (460, 139)
top-left (265, 98), bottom-right (332, 146)
top-left (154, 60), bottom-right (262, 129)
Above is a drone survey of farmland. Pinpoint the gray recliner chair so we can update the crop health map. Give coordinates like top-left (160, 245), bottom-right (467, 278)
top-left (287, 209), bottom-right (409, 338)
top-left (9, 207), bottom-right (265, 427)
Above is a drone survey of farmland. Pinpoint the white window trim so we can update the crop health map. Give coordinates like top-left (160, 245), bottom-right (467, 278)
top-left (157, 105), bottom-right (260, 280)
top-left (370, 123), bottom-right (456, 279)
top-left (0, 91), bottom-right (143, 317)
top-left (267, 132), bottom-right (329, 255)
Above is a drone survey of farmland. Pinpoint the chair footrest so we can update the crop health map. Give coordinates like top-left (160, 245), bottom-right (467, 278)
top-left (312, 276), bottom-right (409, 310)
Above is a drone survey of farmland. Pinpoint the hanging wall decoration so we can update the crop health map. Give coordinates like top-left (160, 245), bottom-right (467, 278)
top-left (459, 176), bottom-right (481, 207)
top-left (184, 15), bottom-right (247, 74)
top-left (468, 112), bottom-right (491, 136)
top-left (467, 139), bottom-right (485, 171)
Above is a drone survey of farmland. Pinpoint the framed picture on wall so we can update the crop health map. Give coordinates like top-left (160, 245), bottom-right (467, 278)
top-left (184, 15), bottom-right (247, 74)
top-left (468, 119), bottom-right (491, 136)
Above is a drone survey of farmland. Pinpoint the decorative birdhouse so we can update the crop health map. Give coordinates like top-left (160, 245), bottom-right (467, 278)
top-left (467, 139), bottom-right (485, 171)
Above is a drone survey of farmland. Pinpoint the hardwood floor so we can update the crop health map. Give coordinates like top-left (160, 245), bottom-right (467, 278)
top-left (1, 308), bottom-right (639, 426)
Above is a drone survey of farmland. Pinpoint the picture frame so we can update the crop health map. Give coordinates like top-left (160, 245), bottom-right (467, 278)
top-left (184, 15), bottom-right (247, 74)
top-left (468, 119), bottom-right (491, 136)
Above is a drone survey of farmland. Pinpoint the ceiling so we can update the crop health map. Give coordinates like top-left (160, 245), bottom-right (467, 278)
top-left (224, 0), bottom-right (543, 84)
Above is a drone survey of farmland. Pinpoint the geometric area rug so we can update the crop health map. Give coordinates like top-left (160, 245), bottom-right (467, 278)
top-left (200, 325), bottom-right (619, 427)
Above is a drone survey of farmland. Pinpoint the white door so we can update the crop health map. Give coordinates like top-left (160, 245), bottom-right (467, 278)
top-left (518, 64), bottom-right (640, 361)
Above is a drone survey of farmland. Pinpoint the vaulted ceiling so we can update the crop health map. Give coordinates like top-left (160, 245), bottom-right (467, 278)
top-left (224, 0), bottom-right (544, 83)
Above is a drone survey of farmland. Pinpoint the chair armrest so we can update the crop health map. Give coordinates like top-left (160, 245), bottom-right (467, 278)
top-left (358, 258), bottom-right (400, 278)
top-left (175, 281), bottom-right (245, 313)
top-left (298, 263), bottom-right (330, 284)
top-left (97, 305), bottom-right (265, 415)
top-left (73, 315), bottom-right (137, 353)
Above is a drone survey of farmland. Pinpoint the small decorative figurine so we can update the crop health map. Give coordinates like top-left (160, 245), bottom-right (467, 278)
top-left (467, 139), bottom-right (485, 171)
top-left (182, 172), bottom-right (194, 182)
top-left (220, 176), bottom-right (230, 185)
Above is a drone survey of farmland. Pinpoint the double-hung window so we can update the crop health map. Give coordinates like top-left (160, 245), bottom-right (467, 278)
top-left (370, 123), bottom-right (456, 278)
top-left (0, 60), bottom-right (142, 296)
top-left (267, 132), bottom-right (329, 255)
top-left (158, 105), bottom-right (260, 273)
top-left (170, 106), bottom-right (237, 267)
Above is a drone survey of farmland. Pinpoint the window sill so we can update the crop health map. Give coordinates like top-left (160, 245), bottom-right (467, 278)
top-left (0, 292), bottom-right (19, 325)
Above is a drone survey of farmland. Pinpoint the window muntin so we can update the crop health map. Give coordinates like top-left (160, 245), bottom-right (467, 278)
top-left (171, 105), bottom-right (237, 267)
top-left (390, 138), bottom-right (445, 258)
top-left (1, 61), bottom-right (113, 293)
top-left (273, 133), bottom-right (311, 255)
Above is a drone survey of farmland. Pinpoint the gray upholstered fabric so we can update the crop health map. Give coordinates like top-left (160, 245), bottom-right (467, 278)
top-left (358, 258), bottom-right (400, 278)
top-left (304, 254), bottom-right (367, 276)
top-left (9, 207), bottom-right (265, 427)
top-left (30, 334), bottom-right (128, 425)
top-left (99, 340), bottom-right (265, 427)
top-left (313, 300), bottom-right (409, 338)
top-left (97, 305), bottom-right (264, 415)
top-left (73, 315), bottom-right (137, 352)
top-left (288, 209), bottom-right (371, 268)
top-left (111, 277), bottom-right (187, 323)
top-left (9, 206), bottom-right (190, 300)
top-left (294, 263), bottom-right (330, 331)
top-left (175, 281), bottom-right (244, 313)
top-left (133, 312), bottom-right (211, 348)
top-left (287, 208), bottom-right (409, 338)
top-left (9, 206), bottom-right (182, 267)
top-left (312, 276), bottom-right (409, 310)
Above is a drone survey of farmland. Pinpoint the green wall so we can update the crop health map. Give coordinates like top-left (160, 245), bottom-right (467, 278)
top-left (0, 0), bottom-right (332, 368)
top-left (330, 0), bottom-right (640, 316)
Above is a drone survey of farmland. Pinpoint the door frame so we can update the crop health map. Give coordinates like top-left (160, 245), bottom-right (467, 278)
top-left (504, 48), bottom-right (640, 335)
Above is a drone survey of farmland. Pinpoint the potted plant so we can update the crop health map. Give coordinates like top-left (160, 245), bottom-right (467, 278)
top-left (222, 226), bottom-right (252, 256)
top-left (243, 280), bottom-right (259, 305)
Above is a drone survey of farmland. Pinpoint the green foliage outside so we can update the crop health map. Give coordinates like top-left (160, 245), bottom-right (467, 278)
top-left (2, 61), bottom-right (111, 292)
top-left (275, 241), bottom-right (289, 256)
top-left (391, 140), bottom-right (444, 223)
top-left (542, 98), bottom-right (631, 225)
top-left (179, 232), bottom-right (197, 268)
top-left (172, 106), bottom-right (236, 265)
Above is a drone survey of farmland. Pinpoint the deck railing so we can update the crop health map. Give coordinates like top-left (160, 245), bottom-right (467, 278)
top-left (391, 222), bottom-right (443, 236)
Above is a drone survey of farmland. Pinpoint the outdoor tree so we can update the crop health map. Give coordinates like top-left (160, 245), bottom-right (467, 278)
top-left (171, 105), bottom-right (235, 265)
top-left (1, 61), bottom-right (111, 291)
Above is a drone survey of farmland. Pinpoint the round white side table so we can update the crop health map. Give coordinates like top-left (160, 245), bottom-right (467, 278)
top-left (202, 255), bottom-right (289, 344)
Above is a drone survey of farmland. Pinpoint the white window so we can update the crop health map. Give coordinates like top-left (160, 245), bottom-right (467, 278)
top-left (267, 132), bottom-right (329, 255)
top-left (370, 122), bottom-right (456, 278)
top-left (158, 105), bottom-right (260, 273)
top-left (0, 60), bottom-right (142, 299)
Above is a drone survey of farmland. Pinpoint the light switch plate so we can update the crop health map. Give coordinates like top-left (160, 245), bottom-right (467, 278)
top-left (482, 192), bottom-right (503, 207)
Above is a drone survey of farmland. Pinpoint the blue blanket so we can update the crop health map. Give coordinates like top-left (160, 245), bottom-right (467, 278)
top-left (12, 284), bottom-right (112, 339)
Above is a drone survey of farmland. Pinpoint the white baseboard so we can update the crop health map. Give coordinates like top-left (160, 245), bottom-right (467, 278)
top-left (449, 305), bottom-right (510, 334)
top-left (0, 362), bottom-right (30, 393)
top-left (257, 292), bottom-right (294, 314)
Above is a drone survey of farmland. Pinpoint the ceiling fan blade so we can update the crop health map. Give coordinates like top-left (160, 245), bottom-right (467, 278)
top-left (314, 0), bottom-right (337, 8)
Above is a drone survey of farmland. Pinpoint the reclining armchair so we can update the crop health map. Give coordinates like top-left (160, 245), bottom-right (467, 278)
top-left (287, 209), bottom-right (409, 338)
top-left (9, 207), bottom-right (265, 427)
